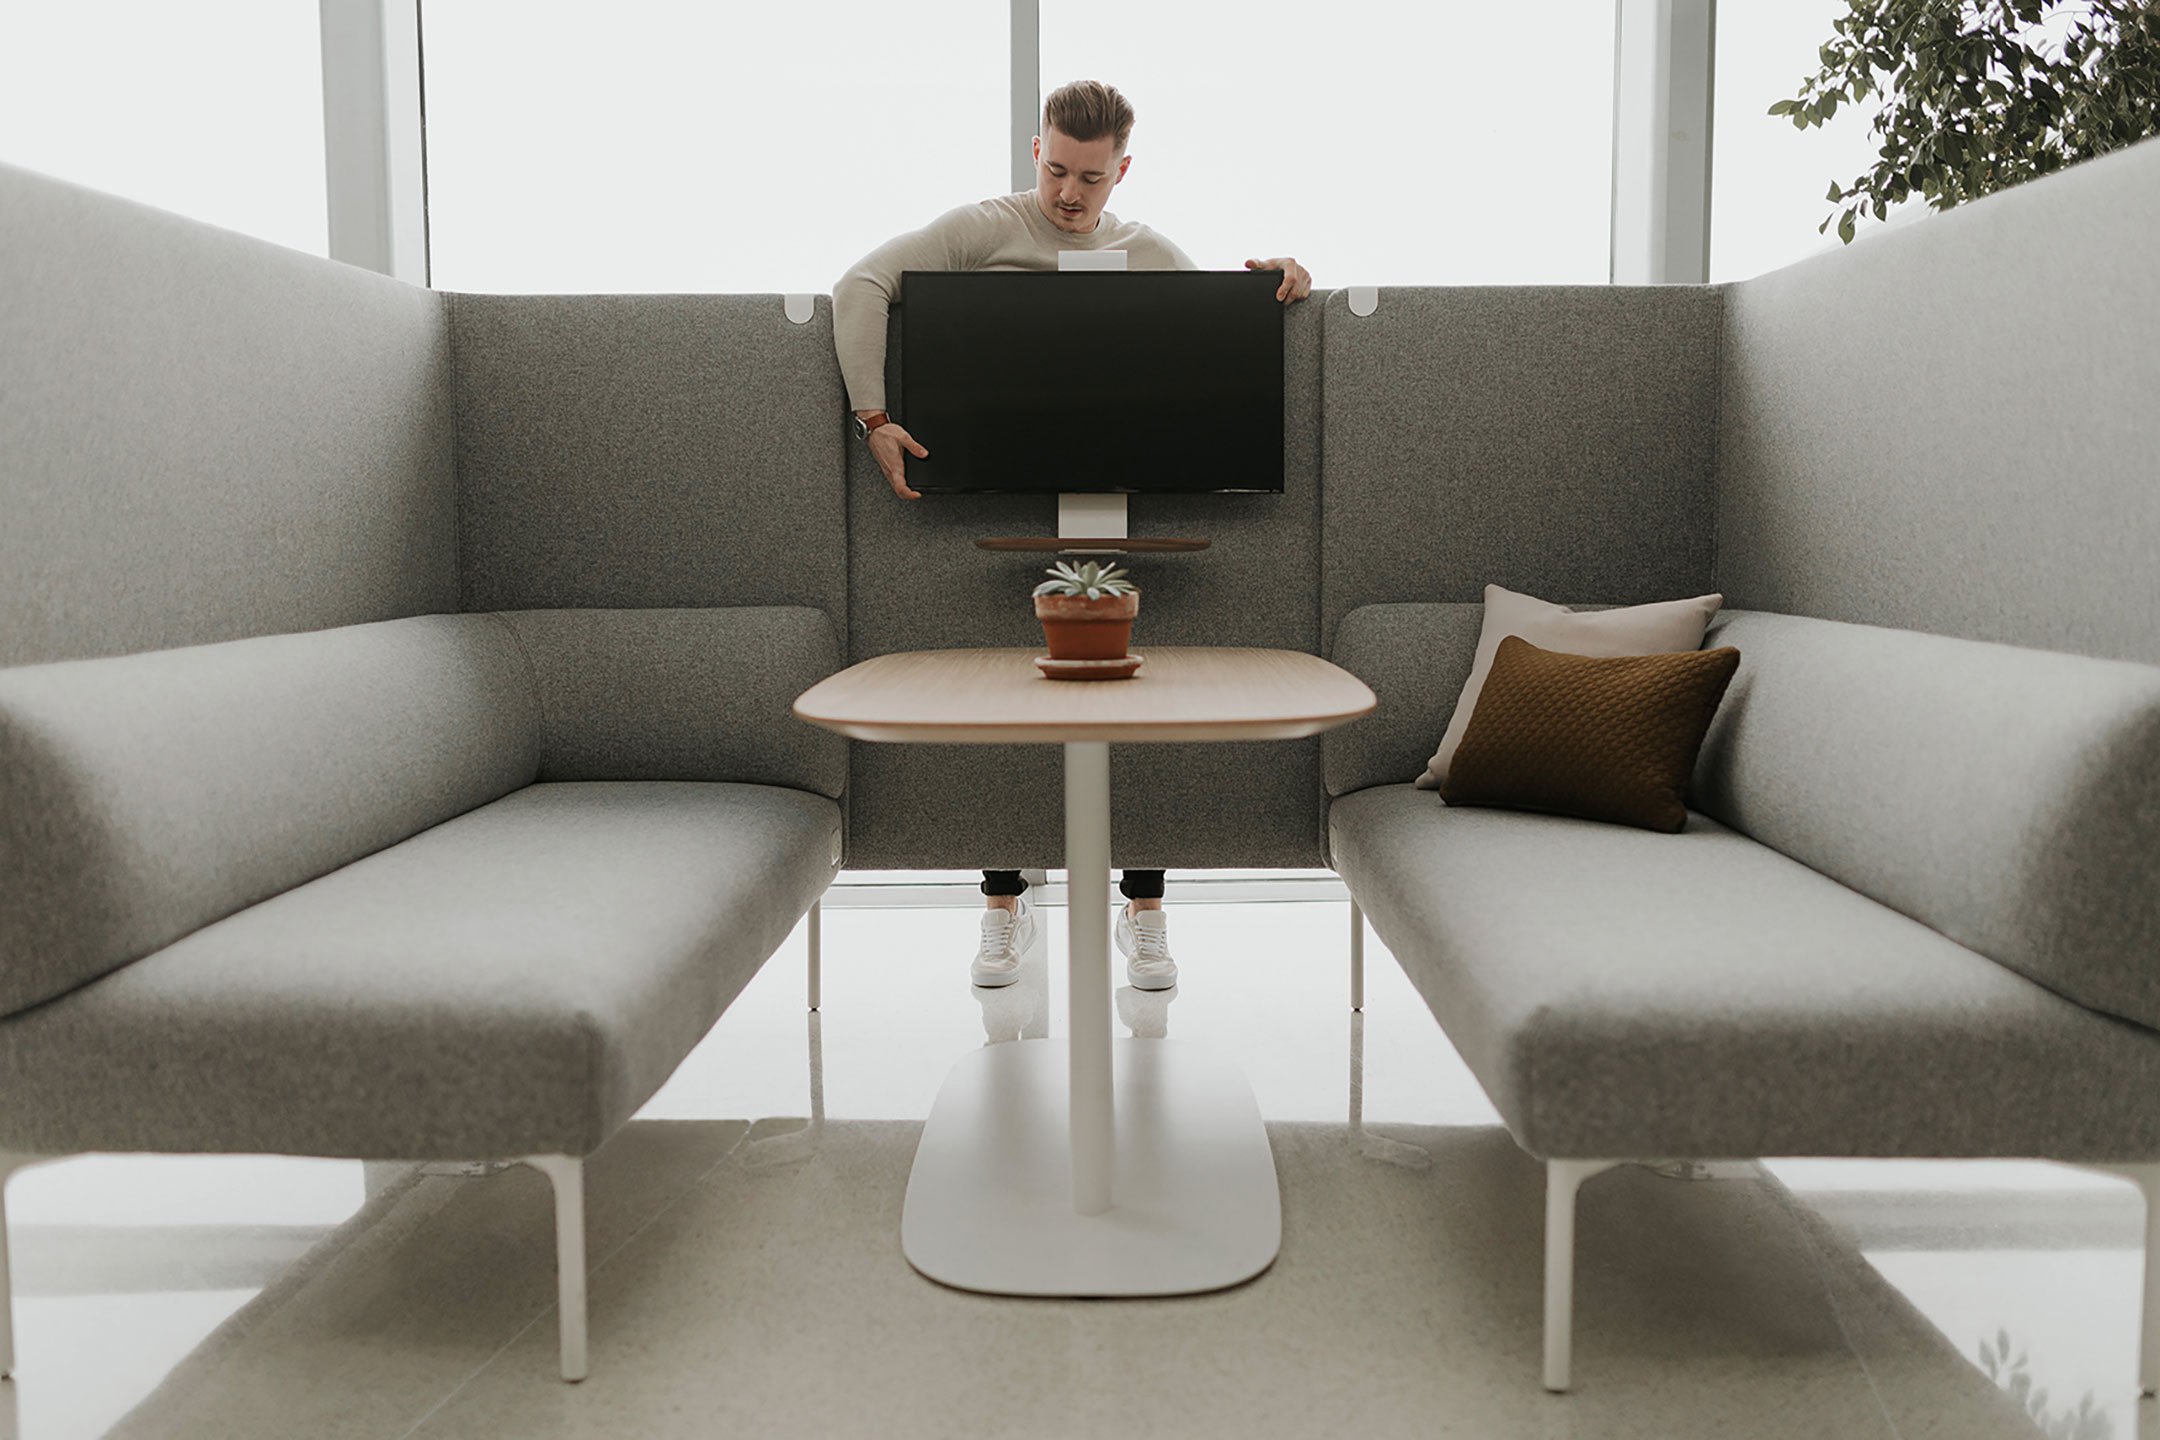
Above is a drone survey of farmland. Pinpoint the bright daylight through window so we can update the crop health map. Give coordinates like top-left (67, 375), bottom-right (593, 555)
top-left (1713, 0), bottom-right (1924, 280)
top-left (421, 0), bottom-right (1007, 294)
top-left (1042, 0), bottom-right (1617, 286)
top-left (0, 0), bottom-right (326, 256)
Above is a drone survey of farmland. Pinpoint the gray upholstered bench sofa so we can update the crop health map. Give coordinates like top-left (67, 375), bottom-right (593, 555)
top-left (0, 608), bottom-right (844, 1380)
top-left (1327, 606), bottom-right (2160, 1390)
top-left (3, 127), bottom-right (2157, 1396)
top-left (1, 162), bottom-right (856, 1384)
top-left (1312, 135), bottom-right (2160, 1392)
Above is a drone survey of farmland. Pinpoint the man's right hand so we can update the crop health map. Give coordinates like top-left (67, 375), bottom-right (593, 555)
top-left (867, 421), bottom-right (928, 500)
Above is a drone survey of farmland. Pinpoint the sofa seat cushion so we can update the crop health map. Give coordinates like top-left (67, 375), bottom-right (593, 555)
top-left (0, 781), bottom-right (841, 1160)
top-left (0, 614), bottom-right (539, 1020)
top-left (1328, 784), bottom-right (2160, 1162)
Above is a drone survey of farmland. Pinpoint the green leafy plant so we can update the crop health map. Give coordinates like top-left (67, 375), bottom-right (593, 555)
top-left (1033, 561), bottom-right (1137, 600)
top-left (1774, 0), bottom-right (2160, 243)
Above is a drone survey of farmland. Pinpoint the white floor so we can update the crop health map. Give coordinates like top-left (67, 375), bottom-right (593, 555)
top-left (1, 875), bottom-right (2149, 1438)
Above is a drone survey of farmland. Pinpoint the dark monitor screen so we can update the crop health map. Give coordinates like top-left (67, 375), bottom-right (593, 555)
top-left (897, 270), bottom-right (1285, 494)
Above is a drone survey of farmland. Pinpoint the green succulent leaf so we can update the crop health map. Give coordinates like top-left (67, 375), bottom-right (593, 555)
top-left (1035, 558), bottom-right (1138, 598)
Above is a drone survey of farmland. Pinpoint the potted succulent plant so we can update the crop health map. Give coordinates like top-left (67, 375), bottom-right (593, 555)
top-left (1033, 560), bottom-right (1140, 661)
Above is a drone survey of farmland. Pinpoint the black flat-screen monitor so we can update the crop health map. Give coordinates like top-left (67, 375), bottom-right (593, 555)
top-left (898, 270), bottom-right (1284, 494)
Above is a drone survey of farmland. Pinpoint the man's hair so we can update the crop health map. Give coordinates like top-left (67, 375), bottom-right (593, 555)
top-left (1042, 80), bottom-right (1135, 154)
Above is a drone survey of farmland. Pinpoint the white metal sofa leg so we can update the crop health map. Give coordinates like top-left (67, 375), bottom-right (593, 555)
top-left (522, 1155), bottom-right (589, 1382)
top-left (0, 1151), bottom-right (56, 1379)
top-left (2138, 1166), bottom-right (2160, 1397)
top-left (1349, 898), bottom-right (1365, 1012)
top-left (2098, 1163), bottom-right (2160, 1396)
top-left (807, 899), bottom-right (822, 1012)
top-left (1544, 1158), bottom-right (1623, 1393)
top-left (0, 1158), bottom-right (16, 1380)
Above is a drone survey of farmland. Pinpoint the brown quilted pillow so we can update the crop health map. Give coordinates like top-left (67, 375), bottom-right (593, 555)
top-left (1439, 636), bottom-right (1741, 833)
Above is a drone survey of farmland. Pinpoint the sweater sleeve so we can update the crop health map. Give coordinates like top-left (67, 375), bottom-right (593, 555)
top-left (833, 205), bottom-right (985, 413)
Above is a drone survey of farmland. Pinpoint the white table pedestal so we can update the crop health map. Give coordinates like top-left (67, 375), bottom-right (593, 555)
top-left (796, 652), bottom-right (1375, 1299)
top-left (900, 740), bottom-right (1281, 1297)
top-left (900, 1037), bottom-right (1280, 1296)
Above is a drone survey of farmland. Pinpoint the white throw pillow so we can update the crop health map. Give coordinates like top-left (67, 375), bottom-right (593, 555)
top-left (1414, 584), bottom-right (1725, 789)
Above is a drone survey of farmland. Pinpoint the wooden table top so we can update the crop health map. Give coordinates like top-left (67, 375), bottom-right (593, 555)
top-left (793, 647), bottom-right (1377, 745)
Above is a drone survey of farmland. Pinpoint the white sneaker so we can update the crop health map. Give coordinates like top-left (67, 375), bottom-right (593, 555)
top-left (971, 894), bottom-right (1040, 988)
top-left (1115, 906), bottom-right (1178, 991)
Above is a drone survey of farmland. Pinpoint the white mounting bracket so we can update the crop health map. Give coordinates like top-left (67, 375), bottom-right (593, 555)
top-left (1058, 493), bottom-right (1128, 543)
top-left (1348, 286), bottom-right (1380, 318)
top-left (783, 294), bottom-right (816, 325)
top-left (1058, 249), bottom-right (1129, 273)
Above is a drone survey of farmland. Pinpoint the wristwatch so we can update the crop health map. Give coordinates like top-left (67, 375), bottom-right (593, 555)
top-left (851, 410), bottom-right (891, 442)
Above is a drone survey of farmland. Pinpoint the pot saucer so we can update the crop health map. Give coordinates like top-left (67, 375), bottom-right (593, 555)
top-left (1035, 654), bottom-right (1144, 681)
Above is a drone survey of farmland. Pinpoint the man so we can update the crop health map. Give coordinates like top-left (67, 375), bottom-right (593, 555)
top-left (833, 79), bottom-right (1312, 994)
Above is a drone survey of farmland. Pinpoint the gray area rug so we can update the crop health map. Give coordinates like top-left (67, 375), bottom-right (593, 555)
top-left (111, 1117), bottom-right (2035, 1439)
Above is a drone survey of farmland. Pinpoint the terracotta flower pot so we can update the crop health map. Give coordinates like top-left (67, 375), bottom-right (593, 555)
top-left (1034, 591), bottom-right (1139, 660)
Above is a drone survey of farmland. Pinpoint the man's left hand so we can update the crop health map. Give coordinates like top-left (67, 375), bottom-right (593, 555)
top-left (1245, 256), bottom-right (1313, 303)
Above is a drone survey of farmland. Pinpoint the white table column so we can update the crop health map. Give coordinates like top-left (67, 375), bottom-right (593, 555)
top-left (1064, 740), bottom-right (1113, 1215)
top-left (796, 647), bottom-right (1375, 1297)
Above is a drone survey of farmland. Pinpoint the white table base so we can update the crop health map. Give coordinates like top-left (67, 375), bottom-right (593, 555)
top-left (899, 739), bottom-right (1282, 1297)
top-left (900, 1036), bottom-right (1281, 1296)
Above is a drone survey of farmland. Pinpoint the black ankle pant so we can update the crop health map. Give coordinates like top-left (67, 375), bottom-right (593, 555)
top-left (981, 870), bottom-right (1165, 901)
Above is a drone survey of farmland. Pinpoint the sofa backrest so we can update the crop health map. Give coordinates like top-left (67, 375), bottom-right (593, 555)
top-left (10, 143), bottom-right (2160, 900)
top-left (449, 293), bottom-right (849, 628)
top-left (0, 615), bottom-right (538, 1018)
top-left (1324, 602), bottom-right (1484, 798)
top-left (1319, 286), bottom-right (1720, 647)
top-left (1323, 598), bottom-right (1628, 798)
top-left (1315, 284), bottom-right (1722, 831)
top-left (0, 162), bottom-right (456, 670)
top-left (1695, 610), bottom-right (2160, 1034)
top-left (499, 607), bottom-right (845, 798)
top-left (445, 290), bottom-right (857, 833)
top-left (1715, 134), bottom-right (2160, 666)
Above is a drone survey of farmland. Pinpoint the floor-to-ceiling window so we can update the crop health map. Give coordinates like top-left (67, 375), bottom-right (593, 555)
top-left (420, 0), bottom-right (1008, 293)
top-left (1038, 1), bottom-right (1619, 286)
top-left (422, 0), bottom-right (1617, 293)
top-left (1710, 0), bottom-right (1913, 281)
top-left (0, 0), bottom-right (327, 255)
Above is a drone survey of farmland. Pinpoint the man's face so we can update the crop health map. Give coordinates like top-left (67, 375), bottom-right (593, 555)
top-left (1032, 126), bottom-right (1131, 234)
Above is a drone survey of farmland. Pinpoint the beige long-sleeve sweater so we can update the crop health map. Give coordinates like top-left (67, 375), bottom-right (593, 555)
top-left (833, 192), bottom-right (1197, 413)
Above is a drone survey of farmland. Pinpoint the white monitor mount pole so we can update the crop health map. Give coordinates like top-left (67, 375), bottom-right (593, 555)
top-left (1055, 249), bottom-right (1129, 546)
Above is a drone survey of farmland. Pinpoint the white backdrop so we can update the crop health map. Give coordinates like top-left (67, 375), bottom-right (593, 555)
top-left (0, 1), bottom-right (1975, 287)
top-left (0, 0), bottom-right (327, 256)
top-left (1040, 0), bottom-right (1617, 287)
top-left (422, 0), bottom-right (1009, 294)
